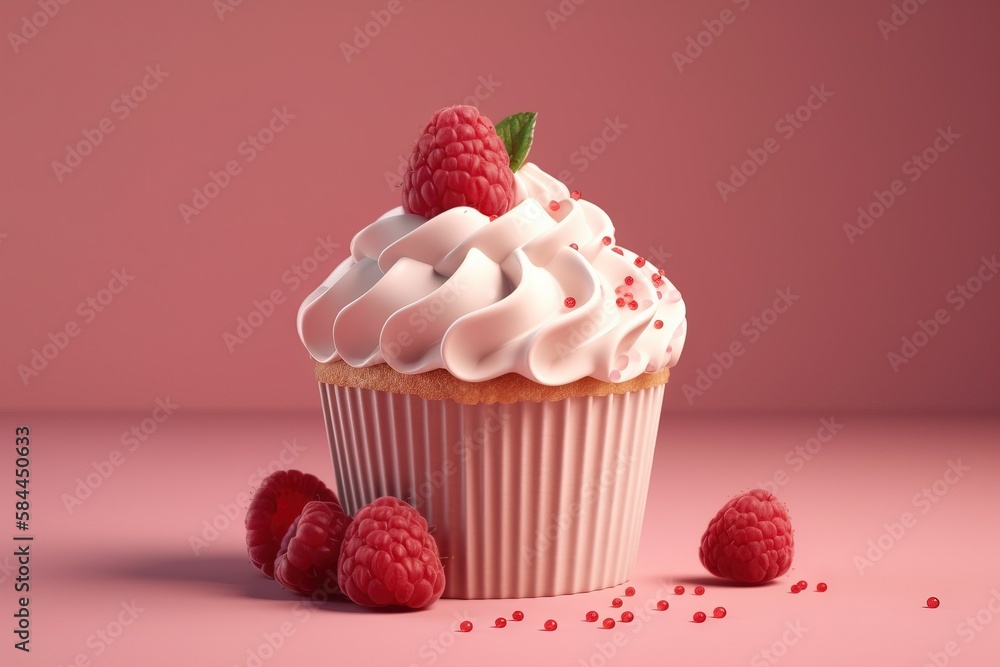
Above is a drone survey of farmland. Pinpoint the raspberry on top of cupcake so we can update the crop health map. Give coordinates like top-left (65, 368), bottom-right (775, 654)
top-left (298, 106), bottom-right (686, 386)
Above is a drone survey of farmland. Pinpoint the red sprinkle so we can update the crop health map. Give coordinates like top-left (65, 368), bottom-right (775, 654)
top-left (713, 607), bottom-right (727, 618)
top-left (564, 297), bottom-right (576, 308)
top-left (603, 618), bottom-right (616, 629)
top-left (611, 598), bottom-right (623, 608)
top-left (694, 586), bottom-right (705, 596)
top-left (460, 621), bottom-right (473, 632)
top-left (612, 247), bottom-right (624, 255)
top-left (512, 610), bottom-right (524, 621)
top-left (549, 200), bottom-right (560, 211)
top-left (674, 586), bottom-right (685, 595)
top-left (495, 617), bottom-right (507, 628)
top-left (624, 276), bottom-right (634, 286)
top-left (621, 611), bottom-right (634, 623)
top-left (927, 597), bottom-right (940, 609)
top-left (623, 292), bottom-right (633, 300)
top-left (628, 301), bottom-right (638, 310)
top-left (489, 215), bottom-right (498, 221)
top-left (816, 583), bottom-right (828, 592)
top-left (544, 619), bottom-right (557, 631)
top-left (693, 612), bottom-right (707, 623)
top-left (656, 600), bottom-right (669, 611)
top-left (653, 320), bottom-right (663, 329)
top-left (658, 268), bottom-right (666, 276)
top-left (586, 611), bottom-right (599, 622)
top-left (569, 243), bottom-right (578, 250)
top-left (602, 236), bottom-right (612, 246)
top-left (797, 580), bottom-right (808, 589)
top-left (634, 256), bottom-right (646, 267)
top-left (625, 586), bottom-right (636, 597)
top-left (791, 585), bottom-right (801, 594)
top-left (571, 190), bottom-right (581, 200)
top-left (616, 297), bottom-right (626, 308)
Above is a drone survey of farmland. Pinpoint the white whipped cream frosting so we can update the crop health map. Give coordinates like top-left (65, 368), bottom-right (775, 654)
top-left (297, 163), bottom-right (687, 385)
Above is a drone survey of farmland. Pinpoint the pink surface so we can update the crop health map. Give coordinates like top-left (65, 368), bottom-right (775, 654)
top-left (3, 0), bottom-right (1000, 412)
top-left (3, 411), bottom-right (998, 666)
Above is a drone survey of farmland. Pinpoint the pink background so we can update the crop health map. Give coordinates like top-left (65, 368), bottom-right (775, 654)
top-left (2, 0), bottom-right (998, 413)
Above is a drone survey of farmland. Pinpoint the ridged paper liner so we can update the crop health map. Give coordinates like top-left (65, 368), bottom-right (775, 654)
top-left (319, 382), bottom-right (664, 599)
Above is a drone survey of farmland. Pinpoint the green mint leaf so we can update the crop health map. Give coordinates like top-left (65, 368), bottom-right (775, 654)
top-left (495, 111), bottom-right (537, 173)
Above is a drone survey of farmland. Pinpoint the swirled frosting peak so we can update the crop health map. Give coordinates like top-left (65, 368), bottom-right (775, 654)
top-left (297, 163), bottom-right (686, 385)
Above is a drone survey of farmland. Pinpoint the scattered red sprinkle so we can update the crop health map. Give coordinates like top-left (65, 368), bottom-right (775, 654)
top-left (674, 586), bottom-right (685, 595)
top-left (656, 291), bottom-right (663, 299)
top-left (549, 200), bottom-right (560, 211)
top-left (656, 600), bottom-right (669, 611)
top-left (603, 618), bottom-right (616, 629)
top-left (602, 236), bottom-right (612, 246)
top-left (569, 243), bottom-right (578, 250)
top-left (927, 597), bottom-right (940, 609)
top-left (571, 190), bottom-right (581, 200)
top-left (634, 256), bottom-right (646, 267)
top-left (512, 610), bottom-right (524, 621)
top-left (791, 585), bottom-right (801, 594)
top-left (658, 268), bottom-right (666, 276)
top-left (586, 611), bottom-right (599, 622)
top-left (621, 611), bottom-right (634, 623)
top-left (797, 580), bottom-right (807, 589)
top-left (460, 621), bottom-right (473, 632)
top-left (624, 276), bottom-right (634, 286)
top-left (694, 586), bottom-right (705, 595)
top-left (653, 320), bottom-right (663, 329)
top-left (651, 273), bottom-right (663, 285)
top-left (628, 301), bottom-right (638, 310)
top-left (564, 297), bottom-right (576, 308)
top-left (625, 586), bottom-right (635, 596)
top-left (544, 619), bottom-right (558, 631)
top-left (693, 612), bottom-right (707, 623)
top-left (713, 607), bottom-right (727, 618)
top-left (616, 297), bottom-right (626, 307)
top-left (816, 582), bottom-right (828, 592)
top-left (489, 215), bottom-right (498, 221)
top-left (612, 247), bottom-right (624, 255)
top-left (623, 292), bottom-right (633, 300)
top-left (495, 617), bottom-right (507, 628)
top-left (611, 598), bottom-right (623, 608)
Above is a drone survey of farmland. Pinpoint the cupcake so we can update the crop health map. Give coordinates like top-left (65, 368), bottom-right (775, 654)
top-left (297, 106), bottom-right (686, 598)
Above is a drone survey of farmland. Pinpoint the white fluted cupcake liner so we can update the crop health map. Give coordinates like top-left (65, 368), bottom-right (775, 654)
top-left (318, 381), bottom-right (664, 599)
